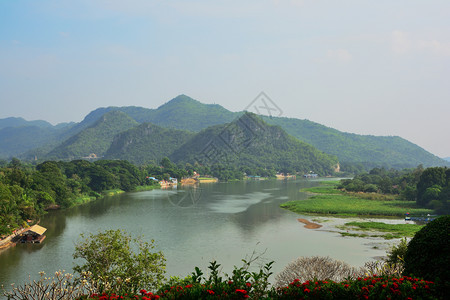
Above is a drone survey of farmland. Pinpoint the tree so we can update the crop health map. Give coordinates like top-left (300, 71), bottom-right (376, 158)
top-left (160, 157), bottom-right (175, 169)
top-left (73, 229), bottom-right (166, 293)
top-left (404, 216), bottom-right (450, 283)
top-left (416, 167), bottom-right (446, 206)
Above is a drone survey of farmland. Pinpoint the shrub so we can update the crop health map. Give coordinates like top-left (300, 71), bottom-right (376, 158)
top-left (156, 256), bottom-right (274, 299)
top-left (385, 237), bottom-right (408, 266)
top-left (2, 270), bottom-right (94, 299)
top-left (73, 229), bottom-right (166, 294)
top-left (271, 276), bottom-right (437, 300)
top-left (274, 256), bottom-right (364, 288)
top-left (403, 215), bottom-right (450, 282)
top-left (363, 260), bottom-right (403, 278)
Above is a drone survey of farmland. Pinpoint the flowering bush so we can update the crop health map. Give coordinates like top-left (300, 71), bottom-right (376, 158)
top-left (80, 275), bottom-right (439, 299)
top-left (270, 275), bottom-right (437, 299)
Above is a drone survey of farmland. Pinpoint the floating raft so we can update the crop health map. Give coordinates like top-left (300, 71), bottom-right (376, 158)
top-left (19, 225), bottom-right (47, 243)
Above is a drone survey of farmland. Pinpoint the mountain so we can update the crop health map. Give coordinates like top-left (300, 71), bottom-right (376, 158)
top-left (104, 123), bottom-right (195, 165)
top-left (262, 116), bottom-right (446, 169)
top-left (170, 113), bottom-right (339, 175)
top-left (0, 117), bottom-right (54, 129)
top-left (1, 94), bottom-right (447, 169)
top-left (0, 118), bottom-right (75, 159)
top-left (140, 95), bottom-right (238, 131)
top-left (45, 111), bottom-right (138, 160)
top-left (72, 95), bottom-right (238, 133)
top-left (0, 126), bottom-right (59, 158)
top-left (444, 157), bottom-right (450, 162)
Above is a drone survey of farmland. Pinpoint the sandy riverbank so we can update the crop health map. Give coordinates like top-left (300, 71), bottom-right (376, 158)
top-left (297, 218), bottom-right (322, 229)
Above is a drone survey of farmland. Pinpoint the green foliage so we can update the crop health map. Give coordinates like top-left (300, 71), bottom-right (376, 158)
top-left (281, 193), bottom-right (431, 217)
top-left (47, 110), bottom-right (138, 160)
top-left (343, 222), bottom-right (424, 239)
top-left (170, 113), bottom-right (339, 180)
top-left (156, 256), bottom-right (274, 299)
top-left (73, 229), bottom-right (166, 294)
top-left (264, 116), bottom-right (448, 169)
top-left (416, 167), bottom-right (449, 210)
top-left (0, 158), bottom-right (164, 235)
top-left (104, 123), bottom-right (194, 165)
top-left (403, 215), bottom-right (450, 283)
top-left (385, 237), bottom-right (408, 266)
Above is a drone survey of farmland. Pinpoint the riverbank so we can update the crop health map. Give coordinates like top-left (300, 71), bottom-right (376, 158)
top-left (281, 181), bottom-right (433, 217)
top-left (281, 180), bottom-right (433, 239)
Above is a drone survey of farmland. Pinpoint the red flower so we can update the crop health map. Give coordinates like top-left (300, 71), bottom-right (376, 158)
top-left (185, 284), bottom-right (193, 288)
top-left (140, 289), bottom-right (147, 295)
top-left (228, 280), bottom-right (233, 284)
top-left (236, 289), bottom-right (247, 294)
top-left (207, 290), bottom-right (215, 295)
top-left (246, 282), bottom-right (252, 287)
top-left (304, 288), bottom-right (310, 293)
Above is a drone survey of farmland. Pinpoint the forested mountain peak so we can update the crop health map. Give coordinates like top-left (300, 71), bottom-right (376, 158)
top-left (170, 113), bottom-right (339, 175)
top-left (45, 110), bottom-right (138, 160)
top-left (104, 122), bottom-right (194, 165)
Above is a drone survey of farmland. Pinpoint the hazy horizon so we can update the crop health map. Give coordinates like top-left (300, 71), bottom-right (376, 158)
top-left (1, 1), bottom-right (449, 157)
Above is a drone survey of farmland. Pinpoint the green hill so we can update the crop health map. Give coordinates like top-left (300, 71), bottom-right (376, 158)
top-left (262, 116), bottom-right (446, 168)
top-left (140, 94), bottom-right (238, 131)
top-left (70, 95), bottom-right (238, 133)
top-left (46, 111), bottom-right (138, 160)
top-left (0, 126), bottom-right (60, 159)
top-left (104, 123), bottom-right (194, 165)
top-left (170, 113), bottom-right (339, 175)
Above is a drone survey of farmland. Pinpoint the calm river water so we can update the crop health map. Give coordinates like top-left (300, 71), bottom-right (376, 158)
top-left (0, 179), bottom-right (394, 291)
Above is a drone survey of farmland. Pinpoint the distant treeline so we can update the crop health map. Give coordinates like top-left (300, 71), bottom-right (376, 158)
top-left (338, 165), bottom-right (450, 214)
top-left (0, 157), bottom-right (281, 236)
top-left (0, 158), bottom-right (189, 236)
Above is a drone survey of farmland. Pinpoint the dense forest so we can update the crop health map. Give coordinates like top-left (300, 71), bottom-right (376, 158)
top-left (169, 113), bottom-right (339, 176)
top-left (338, 166), bottom-right (450, 214)
top-left (0, 158), bottom-right (188, 236)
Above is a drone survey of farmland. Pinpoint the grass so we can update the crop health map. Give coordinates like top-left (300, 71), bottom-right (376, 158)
top-left (342, 221), bottom-right (424, 238)
top-left (281, 181), bottom-right (433, 217)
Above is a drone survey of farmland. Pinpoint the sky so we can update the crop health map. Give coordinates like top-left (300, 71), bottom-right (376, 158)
top-left (1, 1), bottom-right (449, 158)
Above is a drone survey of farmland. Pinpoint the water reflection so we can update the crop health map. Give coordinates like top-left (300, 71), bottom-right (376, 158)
top-left (0, 179), bottom-right (392, 291)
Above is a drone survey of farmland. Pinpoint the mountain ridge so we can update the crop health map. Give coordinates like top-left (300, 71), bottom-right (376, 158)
top-left (169, 112), bottom-right (339, 175)
top-left (0, 94), bottom-right (447, 169)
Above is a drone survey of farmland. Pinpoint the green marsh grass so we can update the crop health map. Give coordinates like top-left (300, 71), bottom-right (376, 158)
top-left (343, 221), bottom-right (424, 238)
top-left (281, 181), bottom-right (433, 217)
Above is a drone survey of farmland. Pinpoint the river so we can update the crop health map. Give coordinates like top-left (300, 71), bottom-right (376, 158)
top-left (0, 179), bottom-right (395, 291)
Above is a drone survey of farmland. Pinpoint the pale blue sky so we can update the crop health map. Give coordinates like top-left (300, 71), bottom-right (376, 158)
top-left (1, 1), bottom-right (449, 157)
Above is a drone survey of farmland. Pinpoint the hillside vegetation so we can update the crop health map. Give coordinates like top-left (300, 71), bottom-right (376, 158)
top-left (170, 113), bottom-right (339, 176)
top-left (0, 95), bottom-right (447, 169)
top-left (104, 123), bottom-right (195, 165)
top-left (46, 111), bottom-right (138, 160)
